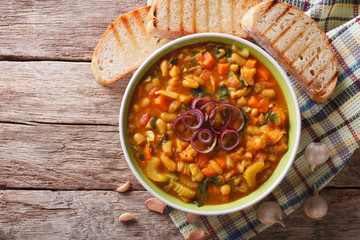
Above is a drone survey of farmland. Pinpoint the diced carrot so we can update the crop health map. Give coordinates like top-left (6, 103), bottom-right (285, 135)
top-left (154, 95), bottom-right (170, 111)
top-left (245, 58), bottom-right (257, 68)
top-left (272, 106), bottom-right (286, 125)
top-left (249, 115), bottom-right (258, 125)
top-left (256, 65), bottom-right (270, 81)
top-left (259, 99), bottom-right (270, 113)
top-left (203, 51), bottom-right (216, 69)
top-left (228, 78), bottom-right (239, 87)
top-left (208, 183), bottom-right (221, 194)
top-left (139, 113), bottom-right (151, 126)
top-left (254, 152), bottom-right (267, 163)
top-left (200, 69), bottom-right (212, 81)
top-left (198, 154), bottom-right (209, 168)
top-left (202, 165), bottom-right (217, 177)
top-left (143, 146), bottom-right (152, 160)
top-left (248, 95), bottom-right (261, 108)
top-left (214, 155), bottom-right (227, 170)
top-left (217, 63), bottom-right (229, 75)
top-left (149, 87), bottom-right (161, 98)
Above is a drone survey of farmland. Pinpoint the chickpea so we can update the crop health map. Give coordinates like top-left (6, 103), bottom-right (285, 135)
top-left (251, 108), bottom-right (259, 116)
top-left (155, 118), bottom-right (167, 134)
top-left (220, 184), bottom-right (231, 195)
top-left (237, 97), bottom-right (248, 106)
top-left (160, 113), bottom-right (177, 123)
top-left (261, 89), bottom-right (276, 98)
top-left (168, 100), bottom-right (182, 113)
top-left (133, 133), bottom-right (146, 145)
top-left (162, 140), bottom-right (173, 156)
top-left (160, 59), bottom-right (168, 77)
top-left (169, 65), bottom-right (180, 78)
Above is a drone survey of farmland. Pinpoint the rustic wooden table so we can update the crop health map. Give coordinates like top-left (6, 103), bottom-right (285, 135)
top-left (1, 1), bottom-right (359, 239)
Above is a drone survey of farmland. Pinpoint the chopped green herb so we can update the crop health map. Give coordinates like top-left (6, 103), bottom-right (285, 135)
top-left (194, 199), bottom-right (204, 207)
top-left (214, 46), bottom-right (232, 58)
top-left (134, 147), bottom-right (145, 161)
top-left (149, 116), bottom-right (157, 130)
top-left (198, 181), bottom-right (208, 195)
top-left (190, 58), bottom-right (197, 64)
top-left (190, 86), bottom-right (205, 97)
top-left (207, 177), bottom-right (221, 188)
top-left (217, 84), bottom-right (229, 101)
top-left (158, 134), bottom-right (169, 146)
top-left (265, 110), bottom-right (281, 124)
top-left (169, 58), bottom-right (178, 65)
top-left (183, 66), bottom-right (201, 73)
top-left (239, 76), bottom-right (249, 87)
top-left (240, 108), bottom-right (249, 121)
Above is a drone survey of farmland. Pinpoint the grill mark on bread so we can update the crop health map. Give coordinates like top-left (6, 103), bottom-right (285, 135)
top-left (111, 23), bottom-right (125, 52)
top-left (300, 44), bottom-right (326, 75)
top-left (122, 15), bottom-right (138, 46)
top-left (166, 0), bottom-right (170, 30)
top-left (311, 59), bottom-right (337, 92)
top-left (263, 6), bottom-right (290, 35)
top-left (264, 0), bottom-right (278, 14)
top-left (180, 0), bottom-right (184, 33)
top-left (289, 38), bottom-right (315, 65)
top-left (308, 57), bottom-right (331, 85)
top-left (271, 16), bottom-right (299, 45)
top-left (282, 27), bottom-right (309, 57)
top-left (133, 9), bottom-right (152, 42)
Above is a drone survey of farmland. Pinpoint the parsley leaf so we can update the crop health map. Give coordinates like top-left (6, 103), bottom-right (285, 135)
top-left (217, 84), bottom-right (229, 101)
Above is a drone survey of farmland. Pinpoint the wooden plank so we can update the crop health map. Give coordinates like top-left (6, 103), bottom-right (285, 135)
top-left (0, 61), bottom-right (126, 125)
top-left (1, 189), bottom-right (359, 240)
top-left (0, 0), bottom-right (145, 61)
top-left (254, 188), bottom-right (360, 240)
top-left (0, 122), bottom-right (359, 190)
top-left (0, 190), bottom-right (183, 240)
top-left (0, 123), bottom-right (144, 190)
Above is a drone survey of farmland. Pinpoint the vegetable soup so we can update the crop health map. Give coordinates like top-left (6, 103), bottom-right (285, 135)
top-left (127, 42), bottom-right (289, 206)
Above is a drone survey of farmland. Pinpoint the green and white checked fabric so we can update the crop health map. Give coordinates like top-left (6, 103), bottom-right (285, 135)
top-left (146, 0), bottom-right (360, 239)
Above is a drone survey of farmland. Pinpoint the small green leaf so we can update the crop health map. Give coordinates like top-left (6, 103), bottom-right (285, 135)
top-left (190, 86), bottom-right (205, 97)
top-left (134, 146), bottom-right (145, 161)
top-left (240, 108), bottom-right (249, 121)
top-left (217, 84), bottom-right (229, 101)
top-left (198, 181), bottom-right (207, 195)
top-left (149, 116), bottom-right (157, 130)
top-left (190, 58), bottom-right (196, 64)
top-left (239, 76), bottom-right (249, 87)
top-left (158, 134), bottom-right (169, 146)
top-left (194, 199), bottom-right (204, 207)
top-left (265, 110), bottom-right (281, 124)
top-left (207, 177), bottom-right (221, 188)
top-left (169, 58), bottom-right (178, 65)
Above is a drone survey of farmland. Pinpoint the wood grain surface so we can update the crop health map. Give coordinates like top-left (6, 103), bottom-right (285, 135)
top-left (0, 1), bottom-right (359, 240)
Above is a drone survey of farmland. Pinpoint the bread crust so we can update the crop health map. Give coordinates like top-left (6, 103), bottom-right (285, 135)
top-left (91, 6), bottom-right (169, 85)
top-left (147, 0), bottom-right (260, 39)
top-left (242, 1), bottom-right (338, 103)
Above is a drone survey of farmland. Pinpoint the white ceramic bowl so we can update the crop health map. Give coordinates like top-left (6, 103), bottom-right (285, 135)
top-left (119, 33), bottom-right (301, 215)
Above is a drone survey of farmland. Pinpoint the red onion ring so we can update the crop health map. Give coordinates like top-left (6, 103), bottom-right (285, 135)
top-left (197, 128), bottom-right (214, 144)
top-left (191, 97), bottom-right (212, 109)
top-left (220, 129), bottom-right (240, 151)
top-left (191, 131), bottom-right (218, 154)
top-left (172, 115), bottom-right (193, 142)
top-left (182, 109), bottom-right (204, 130)
top-left (200, 100), bottom-right (218, 121)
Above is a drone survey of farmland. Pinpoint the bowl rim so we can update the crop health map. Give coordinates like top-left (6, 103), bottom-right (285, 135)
top-left (119, 33), bottom-right (301, 215)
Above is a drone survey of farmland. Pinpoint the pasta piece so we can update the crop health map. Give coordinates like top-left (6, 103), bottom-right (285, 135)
top-left (243, 161), bottom-right (264, 188)
top-left (179, 174), bottom-right (199, 189)
top-left (144, 157), bottom-right (168, 182)
top-left (170, 181), bottom-right (196, 199)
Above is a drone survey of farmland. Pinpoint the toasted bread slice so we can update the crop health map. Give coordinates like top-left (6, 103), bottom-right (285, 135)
top-left (147, 0), bottom-right (260, 39)
top-left (91, 6), bottom-right (170, 85)
top-left (242, 1), bottom-right (338, 102)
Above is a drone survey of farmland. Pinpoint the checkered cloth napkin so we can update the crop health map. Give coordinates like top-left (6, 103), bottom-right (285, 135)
top-left (147, 0), bottom-right (360, 239)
